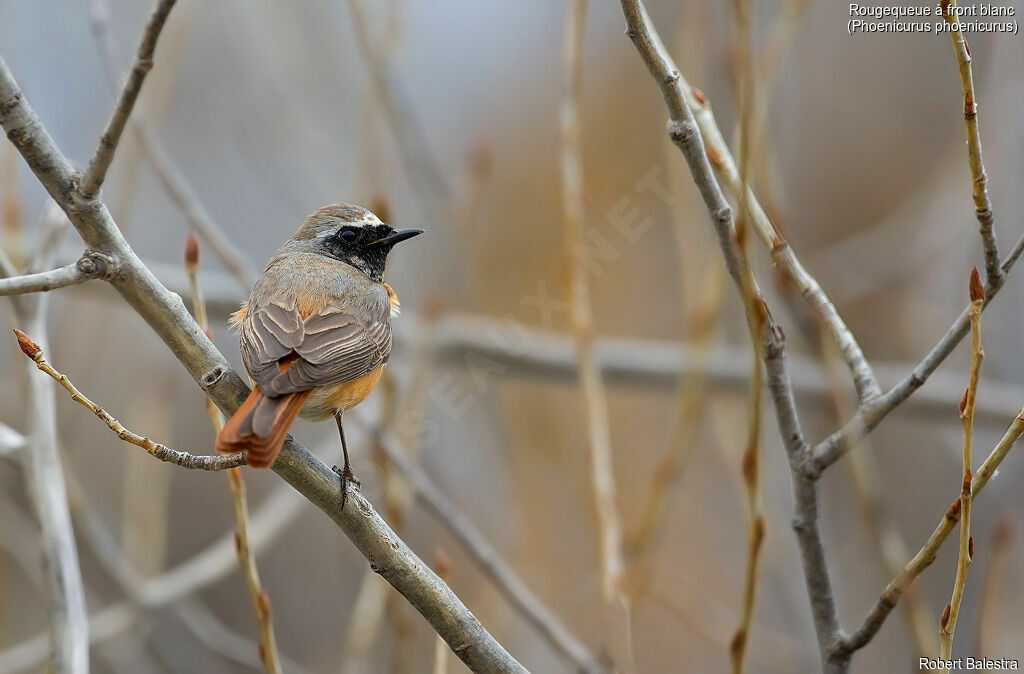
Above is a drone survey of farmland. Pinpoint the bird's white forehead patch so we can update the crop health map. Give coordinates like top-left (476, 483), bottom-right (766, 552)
top-left (315, 212), bottom-right (384, 237)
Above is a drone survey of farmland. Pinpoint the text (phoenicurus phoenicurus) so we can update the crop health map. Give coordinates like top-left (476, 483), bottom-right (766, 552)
top-left (215, 203), bottom-right (422, 507)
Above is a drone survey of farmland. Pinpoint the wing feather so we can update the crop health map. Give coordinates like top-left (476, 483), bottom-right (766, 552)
top-left (239, 299), bottom-right (391, 397)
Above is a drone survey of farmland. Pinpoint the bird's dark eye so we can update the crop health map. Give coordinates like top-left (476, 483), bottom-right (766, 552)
top-left (339, 228), bottom-right (359, 244)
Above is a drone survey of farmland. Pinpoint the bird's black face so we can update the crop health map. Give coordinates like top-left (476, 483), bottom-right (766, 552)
top-left (321, 222), bottom-right (423, 282)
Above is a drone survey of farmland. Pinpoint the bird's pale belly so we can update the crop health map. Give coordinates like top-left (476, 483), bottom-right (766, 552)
top-left (298, 365), bottom-right (385, 421)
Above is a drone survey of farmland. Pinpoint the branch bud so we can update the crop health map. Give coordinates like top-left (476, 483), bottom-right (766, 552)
top-left (969, 266), bottom-right (985, 303)
top-left (940, 602), bottom-right (951, 628)
top-left (13, 329), bottom-right (40, 359)
top-left (184, 231), bottom-right (200, 274)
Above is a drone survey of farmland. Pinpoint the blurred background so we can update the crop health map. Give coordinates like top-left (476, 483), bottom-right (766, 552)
top-left (1, 0), bottom-right (1023, 672)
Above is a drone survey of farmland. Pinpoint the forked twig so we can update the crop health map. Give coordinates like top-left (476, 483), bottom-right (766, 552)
top-left (80, 0), bottom-right (177, 199)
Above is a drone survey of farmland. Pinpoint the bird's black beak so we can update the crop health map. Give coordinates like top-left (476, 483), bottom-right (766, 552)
top-left (369, 228), bottom-right (424, 247)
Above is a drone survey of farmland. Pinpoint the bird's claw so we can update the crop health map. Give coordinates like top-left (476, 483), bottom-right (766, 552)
top-left (332, 464), bottom-right (361, 511)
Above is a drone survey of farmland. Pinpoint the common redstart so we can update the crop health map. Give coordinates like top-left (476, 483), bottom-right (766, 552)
top-left (215, 203), bottom-right (422, 501)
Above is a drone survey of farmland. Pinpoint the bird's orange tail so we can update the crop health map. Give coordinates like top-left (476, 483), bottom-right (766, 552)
top-left (215, 387), bottom-right (310, 468)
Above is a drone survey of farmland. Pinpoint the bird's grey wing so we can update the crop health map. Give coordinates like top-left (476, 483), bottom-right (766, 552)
top-left (262, 302), bottom-right (392, 396)
top-left (238, 300), bottom-right (305, 392)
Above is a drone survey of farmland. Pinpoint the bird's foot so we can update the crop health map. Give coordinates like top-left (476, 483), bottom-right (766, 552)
top-left (332, 464), bottom-right (362, 511)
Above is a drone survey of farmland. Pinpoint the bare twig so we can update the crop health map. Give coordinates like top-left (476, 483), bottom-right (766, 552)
top-left (186, 233), bottom-right (281, 673)
top-left (938, 269), bottom-right (984, 664)
top-left (14, 328), bottom-right (247, 469)
top-left (0, 54), bottom-right (527, 674)
top-left (80, 0), bottom-right (177, 199)
top-left (88, 0), bottom-right (256, 289)
top-left (562, 0), bottom-right (625, 606)
top-left (0, 262), bottom-right (89, 296)
top-left (940, 0), bottom-right (1000, 287)
top-left (839, 401), bottom-right (1024, 657)
top-left (729, 3), bottom-right (766, 671)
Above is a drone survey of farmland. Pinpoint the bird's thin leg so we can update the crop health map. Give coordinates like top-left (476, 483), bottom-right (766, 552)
top-left (331, 411), bottom-right (360, 510)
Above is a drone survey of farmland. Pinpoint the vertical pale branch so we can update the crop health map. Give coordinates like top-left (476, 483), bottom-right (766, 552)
top-left (80, 0), bottom-right (177, 199)
top-left (185, 233), bottom-right (282, 674)
top-left (2, 206), bottom-right (89, 674)
top-left (729, 1), bottom-right (765, 672)
top-left (562, 0), bottom-right (625, 604)
top-left (13, 302), bottom-right (89, 674)
top-left (940, 0), bottom-right (1000, 287)
top-left (938, 268), bottom-right (984, 664)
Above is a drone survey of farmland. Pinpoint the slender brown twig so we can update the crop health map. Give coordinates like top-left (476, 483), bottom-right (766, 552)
top-left (940, 0), bottom-right (1000, 287)
top-left (80, 0), bottom-right (177, 199)
top-left (185, 233), bottom-right (282, 673)
top-left (938, 269), bottom-right (984, 664)
top-left (728, 3), bottom-right (766, 672)
top-left (562, 0), bottom-right (626, 605)
top-left (13, 329), bottom-right (247, 470)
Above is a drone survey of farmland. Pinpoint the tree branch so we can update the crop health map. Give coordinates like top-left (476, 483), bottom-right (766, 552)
top-left (940, 0), bottom-right (1000, 287)
top-left (88, 0), bottom-right (256, 289)
top-left (79, 0), bottom-right (177, 199)
top-left (0, 53), bottom-right (528, 674)
top-left (0, 261), bottom-right (88, 296)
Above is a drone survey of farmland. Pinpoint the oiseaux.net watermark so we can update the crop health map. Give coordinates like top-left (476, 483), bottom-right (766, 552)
top-left (848, 3), bottom-right (1019, 35)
